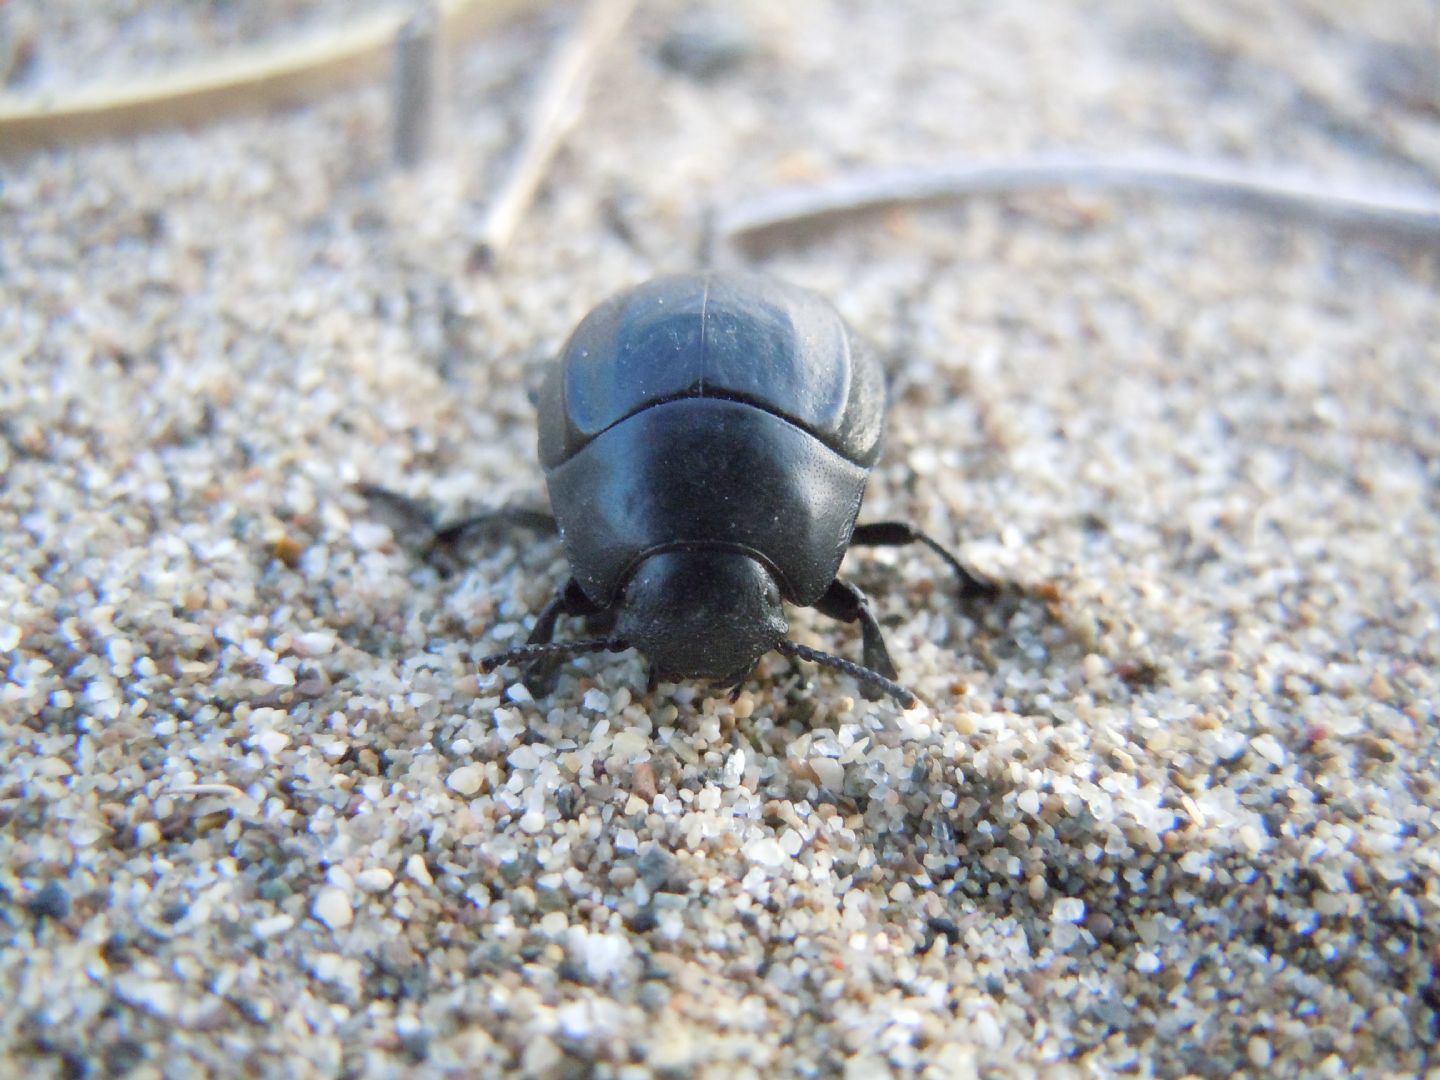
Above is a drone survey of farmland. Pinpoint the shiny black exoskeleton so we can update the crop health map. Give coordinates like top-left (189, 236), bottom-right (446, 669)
top-left (479, 271), bottom-right (993, 707)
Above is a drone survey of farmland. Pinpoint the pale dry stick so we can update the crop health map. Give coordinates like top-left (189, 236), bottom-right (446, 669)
top-left (471, 0), bottom-right (637, 267)
top-left (1433, 0), bottom-right (1440, 114)
top-left (0, 0), bottom-right (523, 155)
top-left (714, 153), bottom-right (1440, 253)
top-left (393, 1), bottom-right (442, 168)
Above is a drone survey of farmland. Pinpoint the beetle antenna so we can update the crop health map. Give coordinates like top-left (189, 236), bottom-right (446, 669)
top-left (775, 640), bottom-right (918, 708)
top-left (479, 638), bottom-right (629, 673)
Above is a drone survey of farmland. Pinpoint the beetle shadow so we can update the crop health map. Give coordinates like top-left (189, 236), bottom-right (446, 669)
top-left (824, 760), bottom-right (1163, 955)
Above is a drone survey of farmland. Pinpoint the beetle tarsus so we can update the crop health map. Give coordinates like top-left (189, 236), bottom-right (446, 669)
top-left (719, 666), bottom-right (755, 703)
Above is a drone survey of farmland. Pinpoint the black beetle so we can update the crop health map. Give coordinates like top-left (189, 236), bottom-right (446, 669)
top-left (478, 271), bottom-right (992, 707)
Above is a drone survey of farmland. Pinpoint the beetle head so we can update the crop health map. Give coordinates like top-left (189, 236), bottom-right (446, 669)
top-left (615, 550), bottom-right (787, 685)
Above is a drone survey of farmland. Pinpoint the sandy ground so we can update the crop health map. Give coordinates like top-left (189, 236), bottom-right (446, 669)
top-left (3, 1), bottom-right (1439, 1077)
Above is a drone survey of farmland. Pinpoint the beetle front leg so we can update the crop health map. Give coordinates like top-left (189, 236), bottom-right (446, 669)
top-left (518, 578), bottom-right (605, 696)
top-left (849, 521), bottom-right (997, 601)
top-left (813, 578), bottom-right (899, 700)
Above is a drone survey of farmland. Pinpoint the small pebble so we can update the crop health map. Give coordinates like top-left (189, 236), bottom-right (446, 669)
top-left (27, 881), bottom-right (70, 920)
top-left (612, 730), bottom-right (649, 758)
top-left (656, 10), bottom-right (754, 79)
top-left (522, 1036), bottom-right (563, 1077)
top-left (252, 914), bottom-right (295, 939)
top-left (1250, 734), bottom-right (1286, 767)
top-left (354, 868), bottom-right (395, 894)
top-left (971, 1011), bottom-right (1002, 1049)
top-left (312, 887), bottom-right (353, 930)
top-left (629, 761), bottom-right (657, 801)
top-left (406, 855), bottom-right (434, 887)
top-left (1248, 1036), bottom-right (1273, 1069)
top-left (447, 764), bottom-right (485, 796)
top-left (637, 844), bottom-right (678, 889)
top-left (508, 744), bottom-right (542, 770)
top-left (249, 729), bottom-right (290, 757)
top-left (746, 837), bottom-right (785, 867)
top-left (811, 757), bottom-right (845, 790)
top-left (1052, 896), bottom-right (1085, 923)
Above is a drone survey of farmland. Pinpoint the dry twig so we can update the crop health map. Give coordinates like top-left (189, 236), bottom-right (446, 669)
top-left (0, 0), bottom-right (522, 154)
top-left (393, 2), bottom-right (443, 168)
top-left (715, 153), bottom-right (1440, 251)
top-left (471, 0), bottom-right (637, 266)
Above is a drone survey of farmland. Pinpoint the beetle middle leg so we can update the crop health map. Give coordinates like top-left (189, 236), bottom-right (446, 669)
top-left (813, 578), bottom-right (900, 700)
top-left (432, 507), bottom-right (558, 549)
top-left (516, 578), bottom-right (606, 695)
top-left (849, 521), bottom-right (997, 600)
top-left (358, 484), bottom-right (558, 573)
top-left (430, 507), bottom-right (556, 576)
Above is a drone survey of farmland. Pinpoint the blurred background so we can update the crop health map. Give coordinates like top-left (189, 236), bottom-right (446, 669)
top-left (2, 3), bottom-right (1438, 1078)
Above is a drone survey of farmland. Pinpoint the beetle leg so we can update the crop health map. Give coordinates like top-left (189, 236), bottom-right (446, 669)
top-left (813, 578), bottom-right (899, 700)
top-left (432, 507), bottom-right (558, 549)
top-left (720, 666), bottom-right (755, 703)
top-left (519, 578), bottom-right (605, 696)
top-left (849, 521), bottom-right (997, 600)
top-left (359, 485), bottom-right (558, 573)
